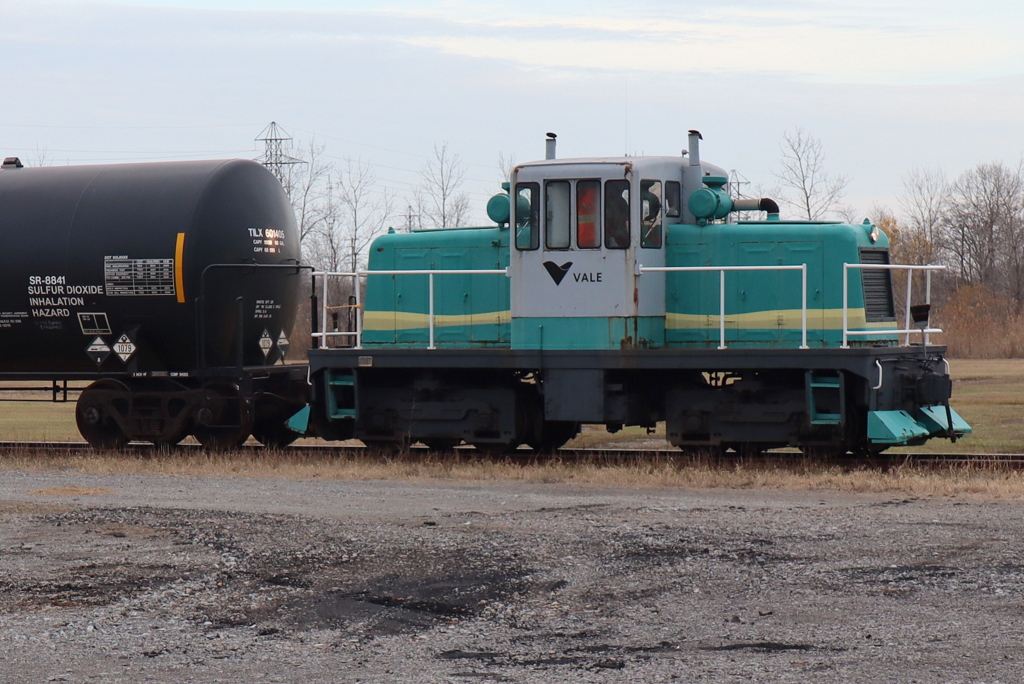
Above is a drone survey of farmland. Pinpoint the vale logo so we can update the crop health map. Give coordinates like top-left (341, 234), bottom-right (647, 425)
top-left (543, 261), bottom-right (573, 286)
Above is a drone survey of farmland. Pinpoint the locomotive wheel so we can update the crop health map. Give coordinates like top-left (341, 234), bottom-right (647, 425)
top-left (192, 385), bottom-right (253, 451)
top-left (800, 445), bottom-right (849, 461)
top-left (725, 442), bottom-right (764, 459)
top-left (76, 381), bottom-right (128, 450)
top-left (677, 445), bottom-right (726, 459)
top-left (527, 421), bottom-right (580, 453)
top-left (362, 438), bottom-right (411, 456)
top-left (422, 438), bottom-right (461, 452)
top-left (251, 422), bottom-right (301, 449)
top-left (472, 442), bottom-right (519, 456)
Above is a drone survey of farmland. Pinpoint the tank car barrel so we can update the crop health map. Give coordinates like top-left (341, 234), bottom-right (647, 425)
top-left (0, 158), bottom-right (310, 448)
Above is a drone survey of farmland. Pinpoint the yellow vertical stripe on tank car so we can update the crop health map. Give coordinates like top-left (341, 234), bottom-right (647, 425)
top-left (174, 232), bottom-right (186, 304)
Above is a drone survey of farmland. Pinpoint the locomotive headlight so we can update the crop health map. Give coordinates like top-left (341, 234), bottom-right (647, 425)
top-left (869, 224), bottom-right (880, 243)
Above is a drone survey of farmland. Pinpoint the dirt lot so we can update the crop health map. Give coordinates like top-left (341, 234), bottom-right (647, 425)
top-left (1, 471), bottom-right (1023, 683)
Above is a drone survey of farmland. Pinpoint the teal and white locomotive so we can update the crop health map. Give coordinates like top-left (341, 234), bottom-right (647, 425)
top-left (308, 131), bottom-right (970, 455)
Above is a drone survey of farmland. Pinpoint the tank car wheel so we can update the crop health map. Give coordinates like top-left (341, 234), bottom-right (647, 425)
top-left (76, 381), bottom-right (128, 450)
top-left (192, 385), bottom-right (254, 452)
top-left (150, 431), bottom-right (187, 449)
top-left (251, 422), bottom-right (301, 450)
top-left (194, 425), bottom-right (252, 451)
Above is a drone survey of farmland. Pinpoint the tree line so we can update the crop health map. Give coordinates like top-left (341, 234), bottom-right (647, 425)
top-left (768, 127), bottom-right (1024, 357)
top-left (274, 139), bottom-right (474, 273)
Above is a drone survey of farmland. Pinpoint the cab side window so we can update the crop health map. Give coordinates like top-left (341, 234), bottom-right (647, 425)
top-left (604, 180), bottom-right (630, 249)
top-left (640, 179), bottom-right (662, 249)
top-left (515, 182), bottom-right (539, 250)
top-left (576, 179), bottom-right (600, 249)
top-left (545, 180), bottom-right (571, 250)
top-left (665, 180), bottom-right (681, 218)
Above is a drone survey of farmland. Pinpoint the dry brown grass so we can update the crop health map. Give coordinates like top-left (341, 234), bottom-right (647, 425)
top-left (3, 448), bottom-right (1024, 500)
top-left (935, 285), bottom-right (1024, 358)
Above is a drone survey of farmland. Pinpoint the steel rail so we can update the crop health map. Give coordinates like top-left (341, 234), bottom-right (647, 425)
top-left (1, 441), bottom-right (1022, 466)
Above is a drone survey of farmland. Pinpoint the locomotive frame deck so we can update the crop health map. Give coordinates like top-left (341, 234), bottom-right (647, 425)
top-left (308, 344), bottom-right (964, 453)
top-left (310, 344), bottom-right (930, 373)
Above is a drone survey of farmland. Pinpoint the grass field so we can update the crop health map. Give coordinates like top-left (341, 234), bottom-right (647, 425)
top-left (917, 359), bottom-right (1024, 453)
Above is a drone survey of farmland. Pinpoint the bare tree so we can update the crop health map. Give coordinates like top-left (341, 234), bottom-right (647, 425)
top-left (942, 161), bottom-right (1024, 304)
top-left (417, 142), bottom-right (470, 228)
top-left (497, 151), bottom-right (518, 184)
top-left (328, 158), bottom-right (395, 273)
top-left (898, 167), bottom-right (948, 265)
top-left (774, 128), bottom-right (850, 220)
top-left (29, 145), bottom-right (51, 167)
top-left (278, 139), bottom-right (335, 244)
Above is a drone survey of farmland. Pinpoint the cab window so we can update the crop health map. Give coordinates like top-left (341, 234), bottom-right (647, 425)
top-left (604, 180), bottom-right (630, 249)
top-left (665, 180), bottom-right (681, 218)
top-left (545, 180), bottom-right (571, 249)
top-left (514, 182), bottom-right (539, 250)
top-left (576, 179), bottom-right (600, 249)
top-left (640, 179), bottom-right (662, 249)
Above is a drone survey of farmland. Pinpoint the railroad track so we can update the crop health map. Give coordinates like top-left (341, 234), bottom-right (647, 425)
top-left (0, 441), bottom-right (1022, 466)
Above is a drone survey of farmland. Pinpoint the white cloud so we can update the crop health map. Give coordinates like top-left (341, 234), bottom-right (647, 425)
top-left (2, 0), bottom-right (1024, 222)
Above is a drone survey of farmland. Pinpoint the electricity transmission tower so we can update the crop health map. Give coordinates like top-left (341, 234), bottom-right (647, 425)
top-left (255, 121), bottom-right (305, 183)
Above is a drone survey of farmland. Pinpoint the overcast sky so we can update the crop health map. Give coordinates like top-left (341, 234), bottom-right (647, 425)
top-left (3, 0), bottom-right (1024, 223)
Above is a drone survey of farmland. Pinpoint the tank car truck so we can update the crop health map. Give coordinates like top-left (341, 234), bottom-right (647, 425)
top-left (305, 132), bottom-right (971, 456)
top-left (0, 157), bottom-right (306, 449)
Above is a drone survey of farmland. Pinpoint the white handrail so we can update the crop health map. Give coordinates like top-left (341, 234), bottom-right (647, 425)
top-left (842, 263), bottom-right (945, 348)
top-left (313, 261), bottom-right (941, 352)
top-left (311, 268), bottom-right (508, 350)
top-left (639, 264), bottom-right (808, 349)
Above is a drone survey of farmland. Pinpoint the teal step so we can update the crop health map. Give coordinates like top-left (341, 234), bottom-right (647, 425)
top-left (807, 371), bottom-right (843, 425)
top-left (327, 370), bottom-right (356, 420)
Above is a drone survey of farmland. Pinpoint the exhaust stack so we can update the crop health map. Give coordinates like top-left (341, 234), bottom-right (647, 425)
top-left (545, 132), bottom-right (557, 160)
top-left (687, 130), bottom-right (702, 167)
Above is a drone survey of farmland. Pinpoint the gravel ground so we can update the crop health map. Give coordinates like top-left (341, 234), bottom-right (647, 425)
top-left (1, 471), bottom-right (1023, 683)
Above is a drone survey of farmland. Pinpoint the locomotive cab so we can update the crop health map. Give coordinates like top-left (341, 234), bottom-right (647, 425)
top-left (510, 155), bottom-right (725, 350)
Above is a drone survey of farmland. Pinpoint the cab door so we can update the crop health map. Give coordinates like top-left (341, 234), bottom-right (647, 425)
top-left (510, 162), bottom-right (664, 349)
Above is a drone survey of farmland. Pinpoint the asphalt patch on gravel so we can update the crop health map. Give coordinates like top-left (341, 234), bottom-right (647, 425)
top-left (264, 569), bottom-right (532, 636)
top-left (1, 506), bottom-right (535, 639)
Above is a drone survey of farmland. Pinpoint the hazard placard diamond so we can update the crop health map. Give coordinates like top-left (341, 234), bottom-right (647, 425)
top-left (259, 329), bottom-right (273, 357)
top-left (86, 336), bottom-right (111, 366)
top-left (113, 333), bottom-right (136, 363)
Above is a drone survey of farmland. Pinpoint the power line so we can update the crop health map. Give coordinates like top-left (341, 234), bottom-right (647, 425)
top-left (289, 126), bottom-right (511, 176)
top-left (3, 147), bottom-right (251, 155)
top-left (0, 122), bottom-right (260, 131)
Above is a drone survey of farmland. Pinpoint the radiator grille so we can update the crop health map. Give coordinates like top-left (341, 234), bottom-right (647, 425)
top-left (859, 249), bottom-right (895, 322)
